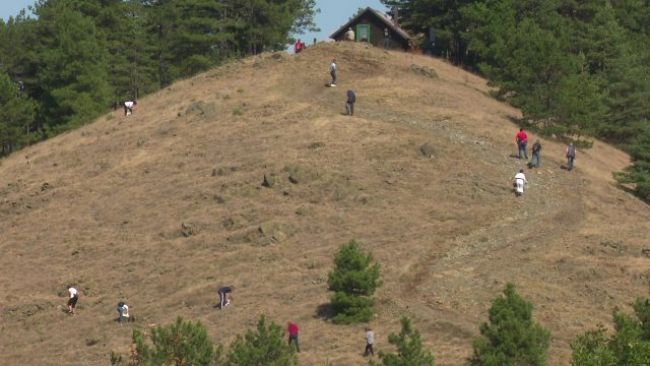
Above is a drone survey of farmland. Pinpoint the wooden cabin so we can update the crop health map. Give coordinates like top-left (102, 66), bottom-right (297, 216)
top-left (329, 7), bottom-right (411, 51)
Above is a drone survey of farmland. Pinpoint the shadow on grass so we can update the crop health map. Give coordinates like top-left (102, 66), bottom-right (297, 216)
top-left (314, 303), bottom-right (333, 320)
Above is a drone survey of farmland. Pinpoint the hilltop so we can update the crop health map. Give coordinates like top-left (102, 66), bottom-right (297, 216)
top-left (0, 42), bottom-right (648, 366)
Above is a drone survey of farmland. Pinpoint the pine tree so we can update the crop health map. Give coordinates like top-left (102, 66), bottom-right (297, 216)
top-left (33, 0), bottom-right (113, 133)
top-left (111, 317), bottom-right (221, 366)
top-left (226, 315), bottom-right (298, 366)
top-left (328, 240), bottom-right (381, 324)
top-left (372, 317), bottom-right (435, 366)
top-left (468, 283), bottom-right (550, 366)
top-left (0, 71), bottom-right (36, 155)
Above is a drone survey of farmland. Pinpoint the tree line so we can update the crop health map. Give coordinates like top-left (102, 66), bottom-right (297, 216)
top-left (0, 0), bottom-right (317, 155)
top-left (111, 240), bottom-right (650, 365)
top-left (382, 0), bottom-right (650, 201)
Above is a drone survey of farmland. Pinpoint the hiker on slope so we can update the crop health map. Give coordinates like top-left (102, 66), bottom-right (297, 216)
top-left (117, 301), bottom-right (130, 323)
top-left (514, 169), bottom-right (527, 197)
top-left (529, 140), bottom-right (542, 168)
top-left (124, 100), bottom-right (137, 116)
top-left (566, 142), bottom-right (576, 171)
top-left (515, 128), bottom-right (528, 160)
top-left (329, 58), bottom-right (337, 87)
top-left (346, 90), bottom-right (356, 116)
top-left (217, 286), bottom-right (233, 309)
top-left (67, 285), bottom-right (79, 314)
top-left (287, 321), bottom-right (300, 352)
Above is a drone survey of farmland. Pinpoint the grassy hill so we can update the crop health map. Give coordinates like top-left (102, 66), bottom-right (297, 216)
top-left (0, 42), bottom-right (648, 366)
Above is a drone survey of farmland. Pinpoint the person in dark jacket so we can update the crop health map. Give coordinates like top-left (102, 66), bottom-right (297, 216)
top-left (346, 90), bottom-right (356, 116)
top-left (566, 143), bottom-right (576, 171)
top-left (217, 286), bottom-right (233, 309)
top-left (529, 140), bottom-right (542, 168)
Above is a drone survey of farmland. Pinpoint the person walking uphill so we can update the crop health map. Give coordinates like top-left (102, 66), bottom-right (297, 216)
top-left (529, 140), bottom-right (542, 168)
top-left (217, 286), bottom-right (233, 309)
top-left (514, 169), bottom-right (527, 197)
top-left (329, 58), bottom-right (337, 87)
top-left (364, 327), bottom-right (374, 356)
top-left (566, 142), bottom-right (576, 171)
top-left (346, 90), bottom-right (356, 116)
top-left (287, 321), bottom-right (300, 352)
top-left (515, 128), bottom-right (529, 159)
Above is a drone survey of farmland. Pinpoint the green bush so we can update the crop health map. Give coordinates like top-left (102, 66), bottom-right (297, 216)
top-left (328, 240), bottom-right (381, 324)
top-left (226, 315), bottom-right (298, 366)
top-left (572, 298), bottom-right (650, 365)
top-left (111, 317), bottom-right (221, 366)
top-left (372, 317), bottom-right (435, 366)
top-left (468, 284), bottom-right (550, 366)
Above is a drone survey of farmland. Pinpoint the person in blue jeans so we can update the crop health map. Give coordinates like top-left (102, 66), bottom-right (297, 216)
top-left (529, 141), bottom-right (542, 168)
top-left (566, 143), bottom-right (576, 171)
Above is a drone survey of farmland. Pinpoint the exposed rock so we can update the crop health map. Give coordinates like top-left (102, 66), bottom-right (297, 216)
top-left (181, 222), bottom-right (200, 237)
top-left (262, 174), bottom-right (275, 188)
top-left (410, 64), bottom-right (438, 79)
top-left (420, 143), bottom-right (435, 158)
top-left (185, 101), bottom-right (216, 118)
top-left (41, 182), bottom-right (51, 192)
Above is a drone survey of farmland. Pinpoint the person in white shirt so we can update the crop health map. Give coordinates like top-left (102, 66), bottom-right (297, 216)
top-left (117, 302), bottom-right (130, 323)
top-left (514, 169), bottom-right (527, 197)
top-left (329, 58), bottom-right (337, 87)
top-left (124, 100), bottom-right (137, 116)
top-left (364, 327), bottom-right (374, 356)
top-left (67, 285), bottom-right (78, 314)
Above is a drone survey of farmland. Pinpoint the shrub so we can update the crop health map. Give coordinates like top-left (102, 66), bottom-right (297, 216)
top-left (468, 283), bottom-right (550, 366)
top-left (226, 315), bottom-right (297, 366)
top-left (327, 240), bottom-right (381, 324)
top-left (572, 298), bottom-right (650, 365)
top-left (111, 317), bottom-right (221, 366)
top-left (372, 317), bottom-right (435, 366)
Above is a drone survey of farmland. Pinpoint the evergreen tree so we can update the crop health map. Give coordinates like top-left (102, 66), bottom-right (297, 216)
top-left (571, 298), bottom-right (650, 365)
top-left (33, 0), bottom-right (113, 133)
top-left (372, 317), bottom-right (435, 366)
top-left (328, 240), bottom-right (381, 324)
top-left (0, 71), bottom-right (36, 155)
top-left (111, 317), bottom-right (221, 366)
top-left (468, 283), bottom-right (550, 366)
top-left (226, 315), bottom-right (298, 366)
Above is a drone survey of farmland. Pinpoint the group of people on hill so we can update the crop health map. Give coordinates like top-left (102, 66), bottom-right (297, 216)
top-left (325, 57), bottom-right (357, 117)
top-left (65, 283), bottom-right (376, 356)
top-left (66, 285), bottom-right (131, 323)
top-left (513, 127), bottom-right (578, 197)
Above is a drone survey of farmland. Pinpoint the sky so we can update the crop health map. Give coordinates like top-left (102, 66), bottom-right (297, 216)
top-left (0, 0), bottom-right (34, 21)
top-left (1, 0), bottom-right (388, 36)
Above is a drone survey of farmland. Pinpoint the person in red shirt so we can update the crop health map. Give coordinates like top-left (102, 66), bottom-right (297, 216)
top-left (515, 128), bottom-right (529, 160)
top-left (287, 321), bottom-right (300, 352)
top-left (294, 39), bottom-right (303, 54)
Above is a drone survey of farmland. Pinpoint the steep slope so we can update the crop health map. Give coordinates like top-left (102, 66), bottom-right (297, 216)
top-left (0, 42), bottom-right (648, 366)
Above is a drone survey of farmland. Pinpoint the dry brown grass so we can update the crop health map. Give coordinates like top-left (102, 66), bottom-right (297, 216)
top-left (0, 42), bottom-right (648, 366)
